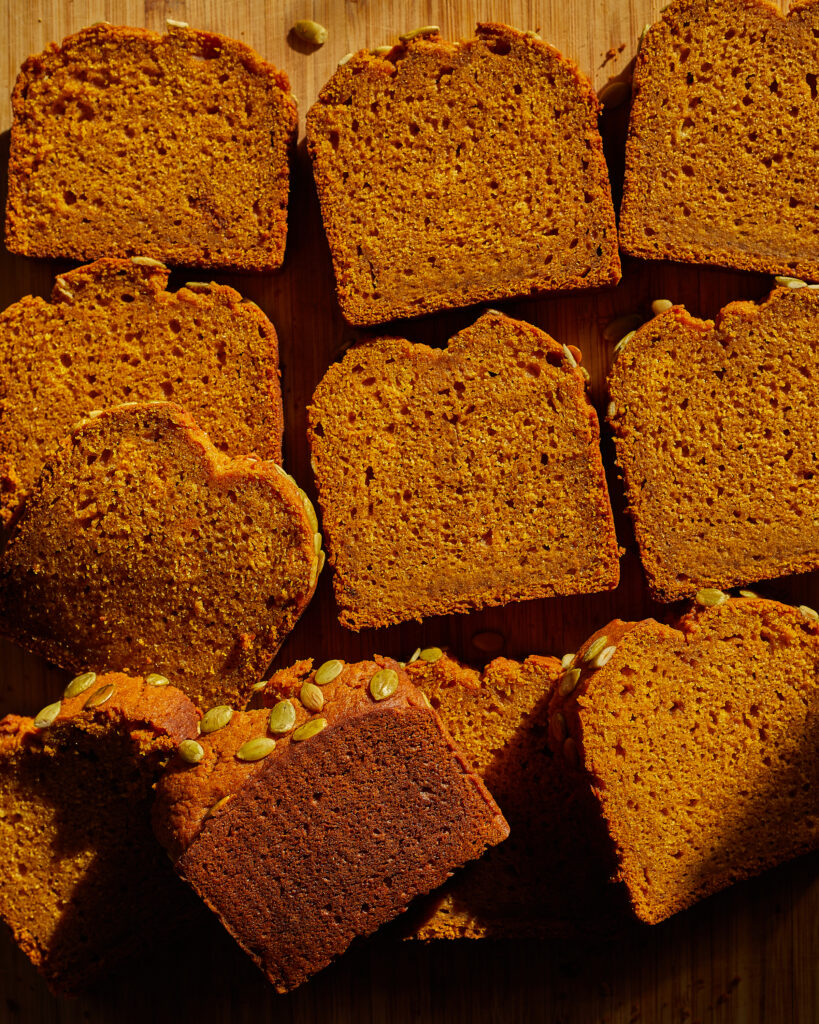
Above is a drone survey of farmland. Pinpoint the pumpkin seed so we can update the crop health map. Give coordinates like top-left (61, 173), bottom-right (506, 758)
top-left (738, 589), bottom-right (759, 599)
top-left (268, 700), bottom-right (297, 734)
top-left (408, 648), bottom-right (421, 664)
top-left (592, 645), bottom-right (617, 669)
top-left (84, 683), bottom-right (114, 709)
top-left (200, 706), bottom-right (234, 735)
top-left (236, 737), bottom-right (277, 761)
top-left (419, 647), bottom-right (443, 663)
top-left (302, 495), bottom-right (318, 533)
top-left (250, 680), bottom-right (268, 693)
top-left (695, 588), bottom-right (728, 607)
top-left (131, 256), bottom-right (165, 269)
top-left (300, 681), bottom-right (325, 713)
top-left (179, 739), bottom-right (204, 765)
top-left (315, 660), bottom-right (344, 685)
top-left (651, 298), bottom-right (673, 315)
top-left (614, 330), bottom-right (636, 354)
top-left (204, 795), bottom-right (230, 819)
top-left (372, 45), bottom-right (393, 56)
top-left (559, 668), bottom-right (581, 697)
top-left (400, 25), bottom-right (439, 41)
top-left (775, 275), bottom-right (806, 289)
top-left (292, 717), bottom-right (328, 741)
top-left (64, 671), bottom-right (96, 698)
top-left (607, 401), bottom-right (617, 419)
top-left (562, 344), bottom-right (578, 368)
top-left (34, 701), bottom-right (61, 729)
top-left (369, 668), bottom-right (398, 701)
top-left (799, 604), bottom-right (819, 622)
top-left (338, 52), bottom-right (354, 66)
top-left (145, 673), bottom-right (169, 687)
top-left (293, 19), bottom-right (328, 46)
top-left (560, 653), bottom-right (575, 670)
top-left (583, 636), bottom-right (609, 663)
top-left (313, 532), bottom-right (322, 555)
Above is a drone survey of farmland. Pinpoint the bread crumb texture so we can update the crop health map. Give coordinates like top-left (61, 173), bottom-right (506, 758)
top-left (309, 310), bottom-right (620, 630)
top-left (153, 658), bottom-right (508, 992)
top-left (620, 0), bottom-right (819, 277)
top-left (0, 673), bottom-right (198, 994)
top-left (403, 653), bottom-right (628, 940)
top-left (608, 286), bottom-right (819, 601)
top-left (0, 258), bottom-right (284, 528)
top-left (548, 597), bottom-right (819, 924)
top-left (5, 23), bottom-right (297, 270)
top-left (0, 403), bottom-right (319, 709)
top-left (306, 22), bottom-right (620, 325)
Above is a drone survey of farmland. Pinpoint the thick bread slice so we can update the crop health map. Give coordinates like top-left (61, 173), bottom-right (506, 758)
top-left (308, 311), bottom-right (620, 629)
top-left (0, 403), bottom-right (322, 709)
top-left (607, 286), bottom-right (819, 602)
top-left (154, 658), bottom-right (508, 993)
top-left (548, 596), bottom-right (819, 924)
top-left (0, 257), bottom-right (284, 528)
top-left (306, 23), bottom-right (620, 325)
top-left (5, 22), bottom-right (297, 270)
top-left (0, 672), bottom-right (199, 994)
top-left (620, 0), bottom-right (819, 278)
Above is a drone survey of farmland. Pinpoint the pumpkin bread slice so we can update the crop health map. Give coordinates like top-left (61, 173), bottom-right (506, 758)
top-left (0, 402), bottom-right (321, 709)
top-left (0, 671), bottom-right (199, 994)
top-left (306, 22), bottom-right (620, 325)
top-left (607, 285), bottom-right (819, 602)
top-left (403, 652), bottom-right (626, 940)
top-left (548, 595), bottom-right (819, 924)
top-left (309, 310), bottom-right (620, 629)
top-left (153, 658), bottom-right (508, 993)
top-left (620, 0), bottom-right (819, 278)
top-left (5, 22), bottom-right (297, 270)
top-left (0, 257), bottom-right (284, 528)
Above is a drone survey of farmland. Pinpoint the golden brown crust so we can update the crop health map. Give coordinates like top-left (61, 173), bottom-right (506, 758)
top-left (5, 23), bottom-right (297, 270)
top-left (0, 402), bottom-right (321, 709)
top-left (306, 23), bottom-right (620, 325)
top-left (0, 257), bottom-right (284, 528)
top-left (547, 597), bottom-right (819, 924)
top-left (308, 310), bottom-right (620, 629)
top-left (620, 0), bottom-right (819, 278)
top-left (607, 286), bottom-right (819, 601)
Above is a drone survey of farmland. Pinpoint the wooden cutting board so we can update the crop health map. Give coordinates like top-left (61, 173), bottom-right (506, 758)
top-left (0, 0), bottom-right (815, 1021)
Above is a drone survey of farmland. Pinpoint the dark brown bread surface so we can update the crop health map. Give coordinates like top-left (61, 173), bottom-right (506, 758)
top-left (309, 311), bottom-right (620, 629)
top-left (306, 23), bottom-right (620, 325)
top-left (620, 0), bottom-right (819, 278)
top-left (0, 403), bottom-right (321, 709)
top-left (607, 286), bottom-right (819, 602)
top-left (404, 653), bottom-right (626, 940)
top-left (0, 257), bottom-right (284, 528)
top-left (0, 672), bottom-right (199, 994)
top-left (548, 596), bottom-right (819, 924)
top-left (153, 658), bottom-right (508, 993)
top-left (5, 22), bottom-right (297, 270)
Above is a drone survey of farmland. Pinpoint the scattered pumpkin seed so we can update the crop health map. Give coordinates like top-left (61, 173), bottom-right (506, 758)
top-left (372, 45), bottom-right (393, 56)
top-left (184, 281), bottom-right (211, 292)
top-left (250, 680), bottom-right (268, 692)
top-left (419, 647), bottom-right (443, 663)
top-left (583, 637), bottom-right (608, 663)
top-left (145, 673), bottom-right (170, 687)
top-left (315, 659), bottom-right (344, 685)
top-left (695, 588), bottom-right (728, 608)
top-left (34, 701), bottom-right (61, 729)
top-left (551, 711), bottom-right (568, 743)
top-left (200, 705), bottom-right (234, 735)
top-left (236, 736), bottom-right (277, 761)
top-left (738, 589), bottom-right (759, 599)
top-left (64, 671), bottom-right (96, 698)
top-left (400, 25), bottom-right (439, 42)
top-left (205, 795), bottom-right (231, 819)
top-left (651, 298), bottom-right (673, 315)
top-left (559, 668), bottom-right (581, 697)
top-left (603, 313), bottom-right (643, 342)
top-left (560, 653), bottom-right (575, 670)
top-left (799, 604), bottom-right (819, 622)
top-left (292, 19), bottom-right (328, 46)
top-left (369, 668), bottom-right (399, 701)
top-left (268, 700), bottom-right (297, 734)
top-left (166, 18), bottom-right (189, 29)
top-left (292, 717), bottom-right (328, 742)
top-left (563, 736), bottom-right (580, 768)
top-left (472, 631), bottom-right (504, 654)
top-left (775, 275), bottom-right (806, 289)
top-left (179, 739), bottom-right (204, 765)
top-left (131, 256), bottom-right (165, 269)
top-left (562, 344), bottom-right (578, 368)
top-left (338, 52), bottom-right (354, 66)
top-left (598, 80), bottom-right (630, 108)
top-left (592, 645), bottom-right (617, 669)
top-left (300, 681), bottom-right (325, 713)
top-left (408, 648), bottom-right (421, 664)
top-left (614, 330), bottom-right (636, 354)
top-left (84, 683), bottom-right (115, 710)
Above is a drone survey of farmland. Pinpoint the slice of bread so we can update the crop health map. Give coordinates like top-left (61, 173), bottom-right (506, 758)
top-left (308, 310), bottom-right (620, 629)
top-left (0, 672), bottom-right (199, 994)
top-left (548, 596), bottom-right (819, 924)
top-left (154, 658), bottom-right (508, 993)
top-left (0, 257), bottom-right (284, 528)
top-left (306, 23), bottom-right (620, 325)
top-left (404, 653), bottom-right (627, 940)
top-left (620, 0), bottom-right (819, 278)
top-left (0, 403), bottom-right (321, 709)
top-left (5, 22), bottom-right (297, 270)
top-left (607, 286), bottom-right (819, 601)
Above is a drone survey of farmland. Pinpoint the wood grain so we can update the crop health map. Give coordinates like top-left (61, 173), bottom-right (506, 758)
top-left (0, 0), bottom-right (815, 1021)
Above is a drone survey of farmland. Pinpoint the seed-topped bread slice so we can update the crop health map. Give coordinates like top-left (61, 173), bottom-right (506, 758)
top-left (5, 22), bottom-right (297, 270)
top-left (0, 257), bottom-right (284, 529)
top-left (0, 671), bottom-right (199, 994)
top-left (548, 596), bottom-right (819, 924)
top-left (620, 0), bottom-right (819, 278)
top-left (306, 23), bottom-right (620, 325)
top-left (153, 658), bottom-right (508, 993)
top-left (607, 285), bottom-right (819, 602)
top-left (308, 310), bottom-right (620, 629)
top-left (0, 403), bottom-right (321, 709)
top-left (403, 652), bottom-right (626, 940)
